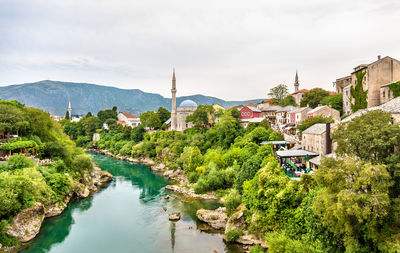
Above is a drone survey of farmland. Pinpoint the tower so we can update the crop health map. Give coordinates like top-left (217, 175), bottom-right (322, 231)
top-left (294, 70), bottom-right (299, 92)
top-left (171, 69), bottom-right (177, 131)
top-left (68, 101), bottom-right (72, 119)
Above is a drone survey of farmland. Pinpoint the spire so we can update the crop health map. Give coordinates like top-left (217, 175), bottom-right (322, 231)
top-left (294, 70), bottom-right (299, 92)
top-left (68, 101), bottom-right (72, 119)
top-left (172, 68), bottom-right (176, 81)
top-left (171, 68), bottom-right (177, 131)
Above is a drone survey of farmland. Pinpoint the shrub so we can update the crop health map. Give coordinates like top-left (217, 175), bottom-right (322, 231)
top-left (224, 189), bottom-right (241, 216)
top-left (7, 154), bottom-right (35, 170)
top-left (0, 162), bottom-right (10, 172)
top-left (188, 171), bottom-right (199, 183)
top-left (265, 231), bottom-right (308, 253)
top-left (71, 155), bottom-right (93, 174)
top-left (45, 173), bottom-right (71, 202)
top-left (225, 228), bottom-right (244, 242)
top-left (0, 220), bottom-right (19, 246)
top-left (250, 245), bottom-right (265, 253)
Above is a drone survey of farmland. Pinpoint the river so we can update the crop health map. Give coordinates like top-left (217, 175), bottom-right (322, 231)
top-left (21, 153), bottom-right (244, 253)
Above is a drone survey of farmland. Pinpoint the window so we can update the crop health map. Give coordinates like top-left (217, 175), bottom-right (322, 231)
top-left (383, 91), bottom-right (386, 98)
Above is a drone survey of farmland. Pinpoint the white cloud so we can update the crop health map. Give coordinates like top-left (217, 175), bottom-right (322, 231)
top-left (0, 0), bottom-right (399, 100)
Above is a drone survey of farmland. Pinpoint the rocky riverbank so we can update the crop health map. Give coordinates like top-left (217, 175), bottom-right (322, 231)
top-left (0, 166), bottom-right (113, 253)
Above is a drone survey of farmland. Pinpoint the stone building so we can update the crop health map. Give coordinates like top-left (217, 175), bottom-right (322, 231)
top-left (335, 56), bottom-right (400, 114)
top-left (302, 123), bottom-right (335, 155)
top-left (117, 112), bottom-right (141, 127)
top-left (287, 107), bottom-right (311, 125)
top-left (307, 105), bottom-right (340, 123)
top-left (276, 106), bottom-right (298, 125)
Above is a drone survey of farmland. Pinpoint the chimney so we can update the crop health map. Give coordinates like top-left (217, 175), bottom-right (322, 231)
top-left (378, 55), bottom-right (381, 60)
top-left (326, 122), bottom-right (332, 154)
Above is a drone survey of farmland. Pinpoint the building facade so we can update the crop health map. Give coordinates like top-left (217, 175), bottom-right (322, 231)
top-left (302, 123), bottom-right (335, 155)
top-left (117, 113), bottom-right (141, 127)
top-left (239, 106), bottom-right (262, 120)
top-left (307, 105), bottom-right (340, 122)
top-left (176, 100), bottom-right (197, 131)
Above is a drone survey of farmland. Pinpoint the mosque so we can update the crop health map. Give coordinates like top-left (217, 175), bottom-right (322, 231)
top-left (170, 70), bottom-right (198, 132)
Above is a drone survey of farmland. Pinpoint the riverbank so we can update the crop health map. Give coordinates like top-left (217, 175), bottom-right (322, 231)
top-left (0, 166), bottom-right (113, 253)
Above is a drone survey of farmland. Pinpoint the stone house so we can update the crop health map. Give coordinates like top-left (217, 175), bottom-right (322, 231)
top-left (287, 107), bottom-right (311, 125)
top-left (302, 123), bottom-right (335, 155)
top-left (276, 106), bottom-right (298, 125)
top-left (335, 56), bottom-right (400, 114)
top-left (117, 113), bottom-right (141, 128)
top-left (290, 89), bottom-right (309, 106)
top-left (307, 105), bottom-right (340, 122)
top-left (261, 105), bottom-right (282, 124)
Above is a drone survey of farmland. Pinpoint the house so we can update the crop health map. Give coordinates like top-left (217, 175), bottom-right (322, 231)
top-left (261, 98), bottom-right (279, 110)
top-left (307, 105), bottom-right (340, 122)
top-left (116, 120), bottom-right (127, 126)
top-left (302, 123), bottom-right (335, 155)
top-left (335, 56), bottom-right (400, 114)
top-left (239, 105), bottom-right (263, 120)
top-left (341, 96), bottom-right (400, 123)
top-left (290, 89), bottom-right (309, 106)
top-left (261, 105), bottom-right (282, 124)
top-left (287, 107), bottom-right (311, 125)
top-left (117, 112), bottom-right (141, 127)
top-left (276, 106), bottom-right (298, 125)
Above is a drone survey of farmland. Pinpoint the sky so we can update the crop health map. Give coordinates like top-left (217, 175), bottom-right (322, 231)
top-left (0, 0), bottom-right (400, 100)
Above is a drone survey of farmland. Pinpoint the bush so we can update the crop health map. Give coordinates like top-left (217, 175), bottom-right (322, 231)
top-left (225, 228), bottom-right (244, 242)
top-left (250, 245), bottom-right (265, 253)
top-left (7, 154), bottom-right (34, 170)
top-left (265, 231), bottom-right (308, 253)
top-left (45, 173), bottom-right (71, 202)
top-left (0, 162), bottom-right (10, 172)
top-left (188, 171), bottom-right (199, 183)
top-left (40, 141), bottom-right (72, 164)
top-left (0, 220), bottom-right (19, 246)
top-left (224, 189), bottom-right (241, 216)
top-left (71, 154), bottom-right (93, 174)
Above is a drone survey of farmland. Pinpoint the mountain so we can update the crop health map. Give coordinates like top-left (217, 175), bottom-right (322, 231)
top-left (0, 80), bottom-right (265, 116)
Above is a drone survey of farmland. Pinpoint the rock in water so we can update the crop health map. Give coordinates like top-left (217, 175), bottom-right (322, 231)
top-left (164, 195), bottom-right (170, 199)
top-left (196, 207), bottom-right (227, 230)
top-left (169, 212), bottom-right (181, 221)
top-left (6, 203), bottom-right (45, 242)
top-left (163, 207), bottom-right (167, 212)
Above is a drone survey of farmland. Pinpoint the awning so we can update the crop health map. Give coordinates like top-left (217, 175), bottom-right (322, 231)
top-left (276, 150), bottom-right (318, 158)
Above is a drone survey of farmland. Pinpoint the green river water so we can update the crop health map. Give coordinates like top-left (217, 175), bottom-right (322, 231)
top-left (21, 153), bottom-right (244, 253)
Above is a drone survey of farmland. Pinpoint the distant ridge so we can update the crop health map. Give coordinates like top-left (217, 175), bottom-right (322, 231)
top-left (0, 80), bottom-right (264, 116)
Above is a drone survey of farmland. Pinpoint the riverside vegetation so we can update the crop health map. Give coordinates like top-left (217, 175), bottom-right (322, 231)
top-left (0, 100), bottom-right (110, 250)
top-left (61, 104), bottom-right (400, 252)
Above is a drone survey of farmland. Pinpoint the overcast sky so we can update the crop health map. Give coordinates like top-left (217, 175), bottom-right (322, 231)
top-left (1, 0), bottom-right (399, 100)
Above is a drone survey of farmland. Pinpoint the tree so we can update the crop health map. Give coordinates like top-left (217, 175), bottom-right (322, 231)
top-left (97, 109), bottom-right (117, 124)
top-left (112, 106), bottom-right (118, 112)
top-left (140, 111), bottom-right (161, 129)
top-left (296, 115), bottom-right (334, 135)
top-left (156, 107), bottom-right (171, 123)
top-left (186, 105), bottom-right (215, 129)
top-left (268, 84), bottom-right (289, 101)
top-left (313, 157), bottom-right (395, 252)
top-left (7, 154), bottom-right (35, 170)
top-left (351, 71), bottom-right (368, 112)
top-left (0, 104), bottom-right (30, 142)
top-left (300, 88), bottom-right (330, 108)
top-left (80, 116), bottom-right (102, 136)
top-left (279, 95), bottom-right (297, 107)
top-left (131, 125), bottom-right (145, 143)
top-left (65, 110), bottom-right (70, 120)
top-left (321, 94), bottom-right (343, 114)
top-left (213, 110), bottom-right (243, 149)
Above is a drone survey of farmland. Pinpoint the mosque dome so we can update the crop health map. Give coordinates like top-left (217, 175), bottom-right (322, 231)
top-left (179, 99), bottom-right (198, 107)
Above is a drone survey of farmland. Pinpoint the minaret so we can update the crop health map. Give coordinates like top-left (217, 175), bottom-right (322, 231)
top-left (171, 69), bottom-right (177, 131)
top-left (68, 101), bottom-right (72, 119)
top-left (294, 70), bottom-right (299, 92)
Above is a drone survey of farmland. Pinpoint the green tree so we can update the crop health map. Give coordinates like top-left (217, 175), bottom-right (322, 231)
top-left (131, 125), bottom-right (146, 143)
top-left (140, 111), bottom-right (162, 129)
top-left (97, 109), bottom-right (117, 124)
top-left (156, 107), bottom-right (171, 123)
top-left (350, 71), bottom-right (368, 112)
top-left (321, 94), bottom-right (343, 114)
top-left (65, 110), bottom-right (70, 120)
top-left (7, 154), bottom-right (35, 170)
top-left (268, 84), bottom-right (289, 101)
top-left (314, 157), bottom-right (396, 252)
top-left (186, 105), bottom-right (215, 129)
top-left (300, 88), bottom-right (330, 108)
top-left (80, 116), bottom-right (102, 136)
top-left (279, 95), bottom-right (297, 107)
top-left (213, 110), bottom-right (243, 149)
top-left (0, 104), bottom-right (30, 142)
top-left (296, 116), bottom-right (334, 135)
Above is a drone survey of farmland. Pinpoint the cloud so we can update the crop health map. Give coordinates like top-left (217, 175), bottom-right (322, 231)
top-left (0, 0), bottom-right (399, 100)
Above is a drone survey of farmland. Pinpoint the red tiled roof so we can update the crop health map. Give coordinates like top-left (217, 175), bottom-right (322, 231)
top-left (246, 102), bottom-right (254, 106)
top-left (116, 121), bottom-right (126, 125)
top-left (291, 89), bottom-right (309, 95)
top-left (328, 91), bottom-right (336, 95)
top-left (263, 98), bottom-right (274, 103)
top-left (233, 105), bottom-right (243, 109)
top-left (121, 112), bottom-right (137, 119)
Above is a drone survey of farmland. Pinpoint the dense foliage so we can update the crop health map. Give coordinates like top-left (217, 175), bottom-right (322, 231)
top-left (0, 100), bottom-right (94, 247)
top-left (389, 81), bottom-right (400, 98)
top-left (300, 88), bottom-right (330, 108)
top-left (321, 94), bottom-right (343, 114)
top-left (296, 115), bottom-right (334, 135)
top-left (350, 71), bottom-right (368, 112)
top-left (268, 84), bottom-right (289, 101)
top-left (278, 95), bottom-right (297, 107)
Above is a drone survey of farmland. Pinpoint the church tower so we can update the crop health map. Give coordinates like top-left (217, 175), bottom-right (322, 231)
top-left (294, 70), bottom-right (299, 92)
top-left (68, 101), bottom-right (72, 119)
top-left (171, 69), bottom-right (177, 131)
